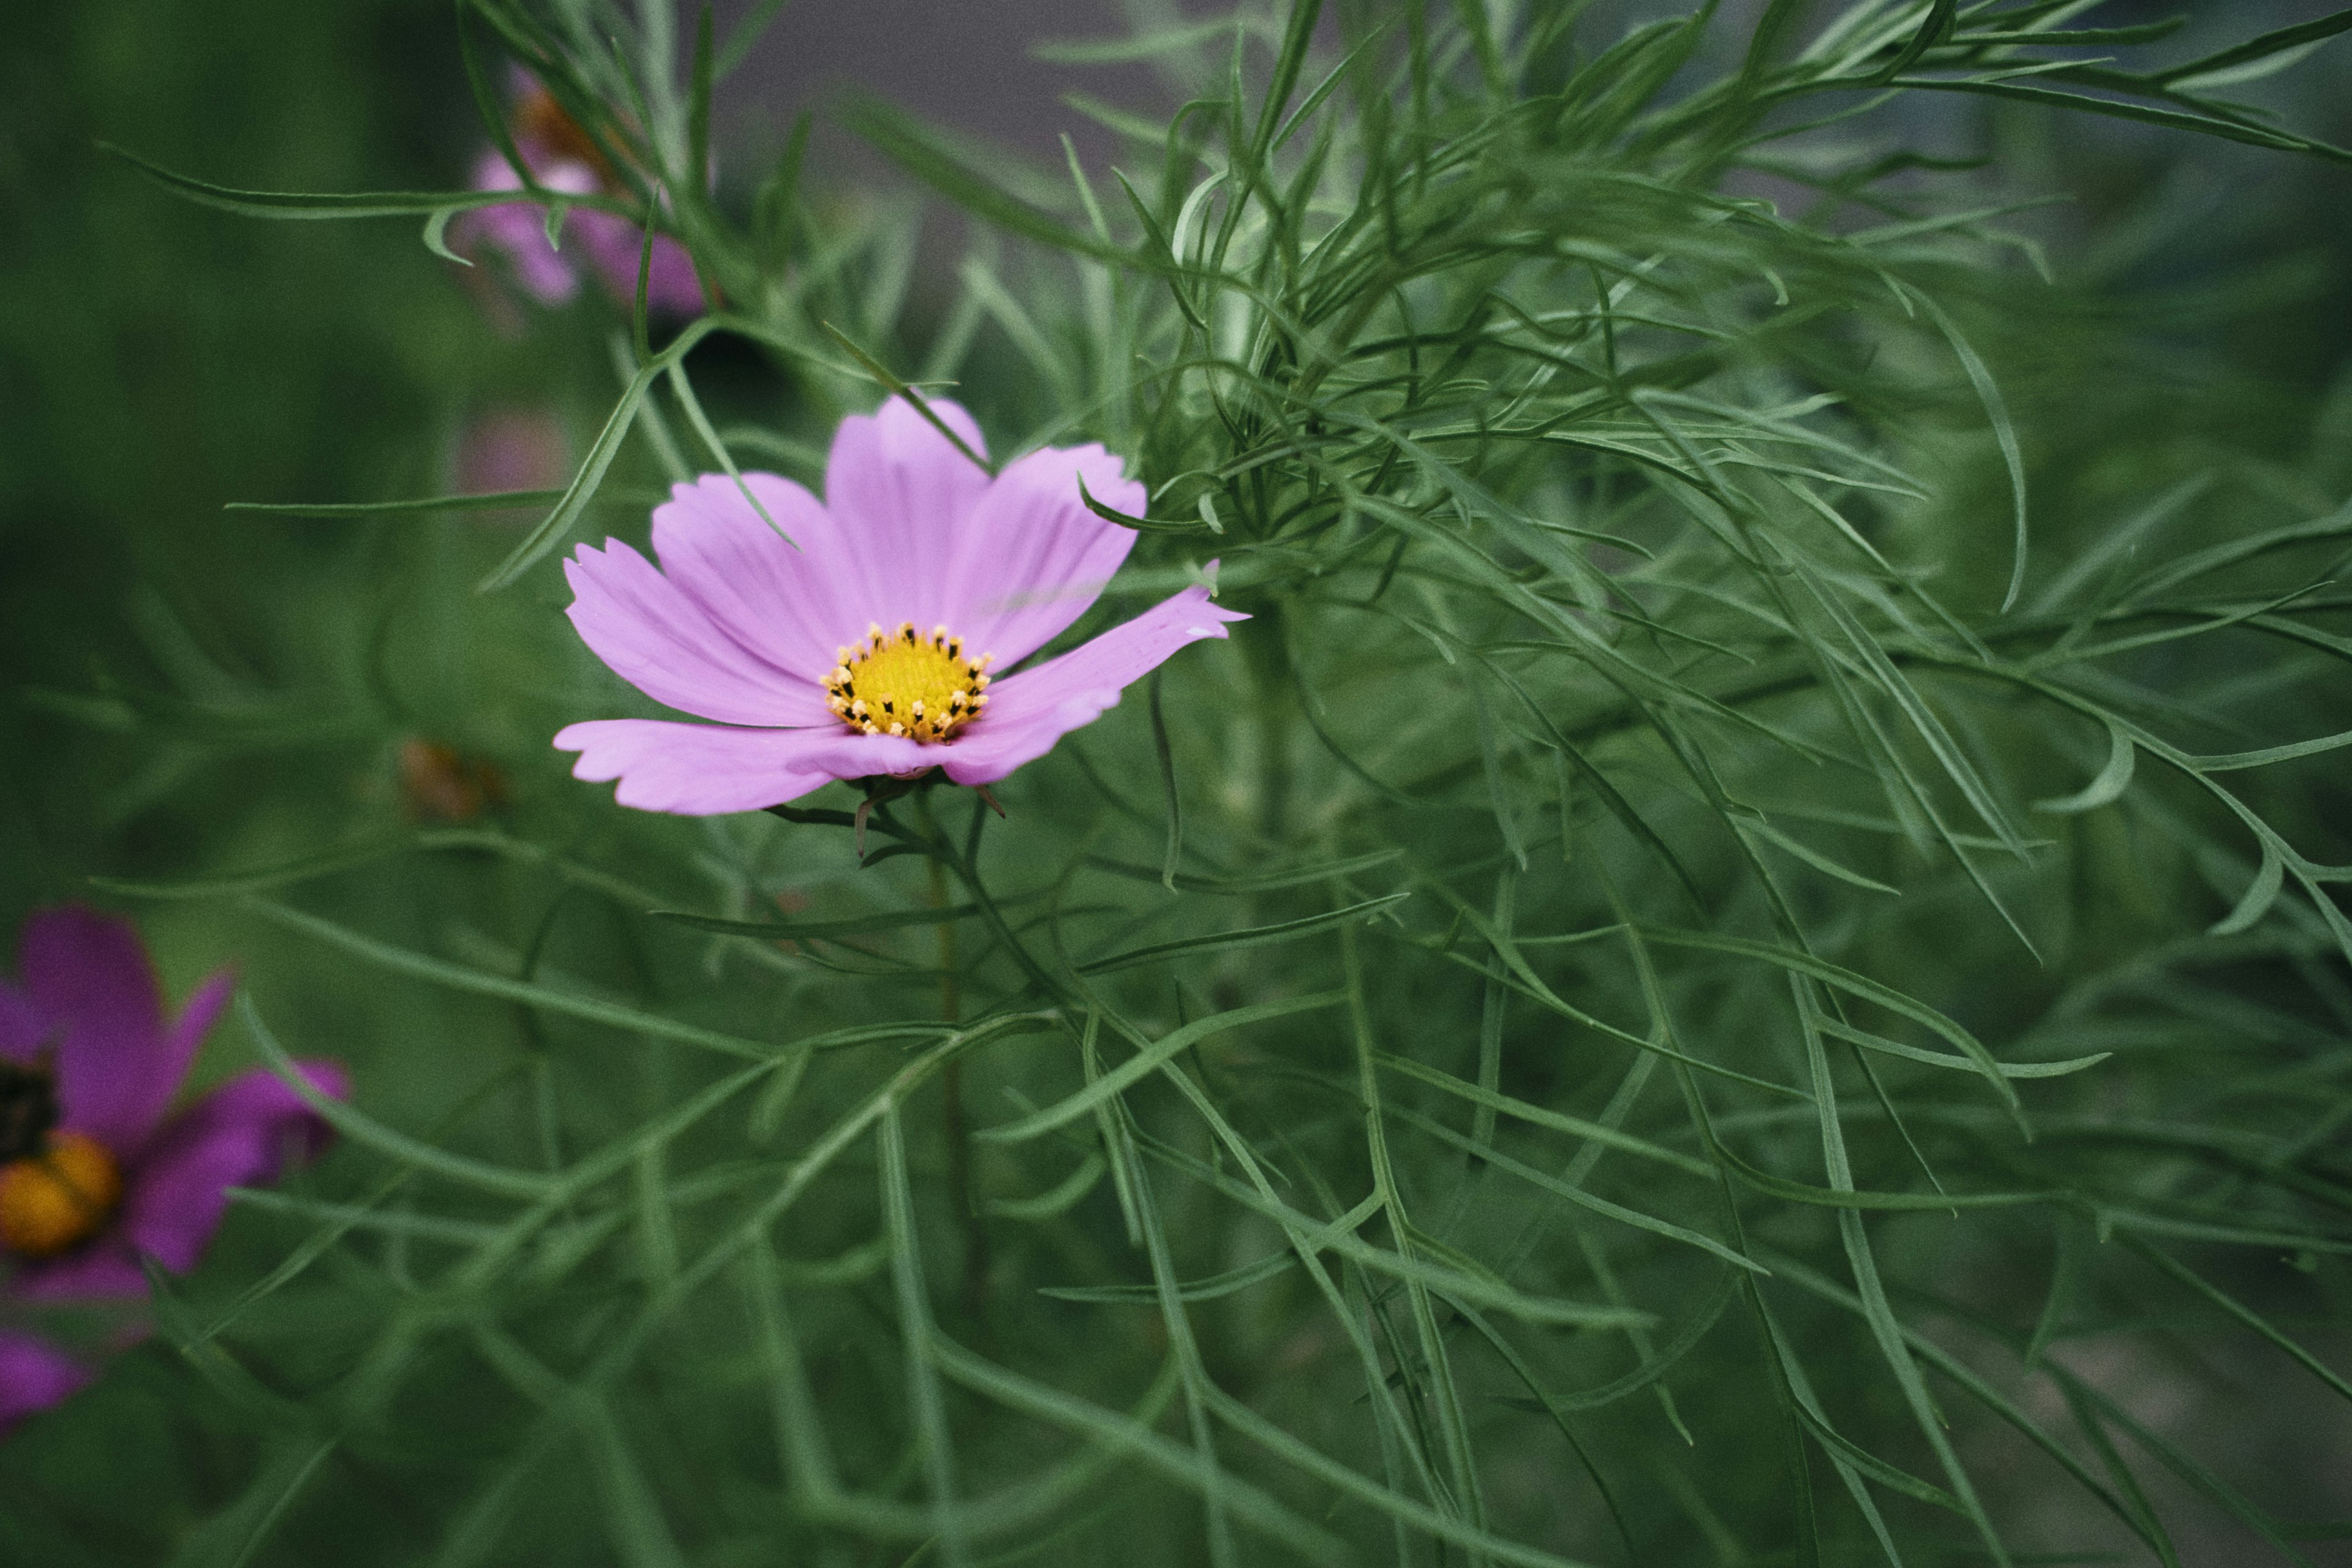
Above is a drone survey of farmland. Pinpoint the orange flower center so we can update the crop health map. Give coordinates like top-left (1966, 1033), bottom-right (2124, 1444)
top-left (823, 621), bottom-right (993, 744)
top-left (513, 86), bottom-right (614, 184)
top-left (0, 1133), bottom-right (124, 1259)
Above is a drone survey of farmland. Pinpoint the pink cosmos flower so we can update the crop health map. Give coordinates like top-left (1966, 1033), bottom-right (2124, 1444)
top-left (455, 83), bottom-right (706, 316)
top-left (554, 397), bottom-right (1245, 814)
top-left (0, 907), bottom-right (346, 1434)
top-left (455, 407), bottom-right (568, 497)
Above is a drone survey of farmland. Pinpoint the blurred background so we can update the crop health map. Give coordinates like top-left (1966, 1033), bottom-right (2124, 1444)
top-left (3, 0), bottom-right (2350, 1559)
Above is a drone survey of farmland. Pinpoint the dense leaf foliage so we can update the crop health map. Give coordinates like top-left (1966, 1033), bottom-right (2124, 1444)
top-left (9, 1), bottom-right (2352, 1563)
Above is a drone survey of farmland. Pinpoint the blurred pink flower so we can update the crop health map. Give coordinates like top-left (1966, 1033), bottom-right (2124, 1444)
top-left (456, 408), bottom-right (568, 497)
top-left (454, 83), bottom-right (706, 316)
top-left (0, 908), bottom-right (345, 1434)
top-left (555, 398), bottom-right (1243, 813)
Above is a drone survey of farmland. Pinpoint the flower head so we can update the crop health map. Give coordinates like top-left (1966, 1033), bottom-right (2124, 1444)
top-left (555, 398), bottom-right (1245, 814)
top-left (456, 80), bottom-right (706, 317)
top-left (0, 1329), bottom-right (88, 1434)
top-left (0, 907), bottom-right (346, 1433)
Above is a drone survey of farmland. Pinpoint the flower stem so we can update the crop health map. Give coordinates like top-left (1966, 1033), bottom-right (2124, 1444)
top-left (928, 839), bottom-right (989, 1322)
top-left (1243, 597), bottom-right (1297, 843)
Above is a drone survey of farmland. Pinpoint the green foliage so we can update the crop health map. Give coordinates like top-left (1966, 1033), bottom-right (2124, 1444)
top-left (8, 1), bottom-right (2352, 1564)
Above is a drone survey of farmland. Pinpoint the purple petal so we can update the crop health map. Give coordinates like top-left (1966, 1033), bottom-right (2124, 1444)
top-left (458, 151), bottom-right (587, 306)
top-left (646, 473), bottom-right (872, 684)
top-left (463, 145), bottom-right (706, 317)
top-left (761, 728), bottom-right (963, 788)
top-left (556, 584), bottom-right (1243, 811)
top-left (458, 204), bottom-right (580, 306)
top-left (0, 1329), bottom-right (90, 1434)
top-left (941, 443), bottom-right (1144, 666)
top-left (553, 718), bottom-right (946, 815)
top-left (120, 1060), bottom-right (347, 1275)
top-left (572, 209), bottom-right (709, 316)
top-left (564, 538), bottom-right (835, 727)
top-left (153, 970), bottom-right (235, 1130)
top-left (821, 398), bottom-right (993, 632)
top-left (6, 1240), bottom-right (147, 1303)
top-left (940, 582), bottom-right (1247, 787)
top-left (558, 719), bottom-right (842, 814)
top-left (0, 981), bottom-right (42, 1060)
top-left (457, 409), bottom-right (568, 495)
top-left (17, 907), bottom-right (181, 1151)
top-left (501, 62), bottom-right (541, 107)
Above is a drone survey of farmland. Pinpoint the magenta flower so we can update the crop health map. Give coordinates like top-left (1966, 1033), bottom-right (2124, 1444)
top-left (0, 1329), bottom-right (88, 1433)
top-left (0, 907), bottom-right (346, 1433)
top-left (554, 397), bottom-right (1245, 814)
top-left (455, 83), bottom-right (706, 316)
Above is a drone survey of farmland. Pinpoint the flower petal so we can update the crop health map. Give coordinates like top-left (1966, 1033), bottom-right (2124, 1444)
top-left (557, 719), bottom-right (829, 813)
top-left (821, 397), bottom-right (993, 631)
top-left (5, 1241), bottom-right (147, 1303)
top-left (121, 1060), bottom-right (347, 1275)
top-left (459, 151), bottom-right (590, 305)
top-left (647, 473), bottom-right (869, 683)
top-left (17, 907), bottom-right (183, 1152)
top-left (940, 582), bottom-right (1246, 786)
top-left (151, 970), bottom-right (236, 1146)
top-left (942, 443), bottom-right (1144, 665)
top-left (0, 1329), bottom-right (90, 1433)
top-left (554, 718), bottom-right (948, 815)
top-left (564, 538), bottom-right (834, 727)
top-left (571, 209), bottom-right (709, 316)
top-left (0, 981), bottom-right (42, 1060)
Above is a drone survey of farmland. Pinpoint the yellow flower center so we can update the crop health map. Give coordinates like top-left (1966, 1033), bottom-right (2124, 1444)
top-left (0, 1133), bottom-right (124, 1259)
top-left (824, 621), bottom-right (993, 744)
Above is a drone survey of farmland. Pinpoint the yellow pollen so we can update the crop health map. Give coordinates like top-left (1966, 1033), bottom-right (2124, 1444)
top-left (822, 620), bottom-right (993, 744)
top-left (0, 1133), bottom-right (123, 1259)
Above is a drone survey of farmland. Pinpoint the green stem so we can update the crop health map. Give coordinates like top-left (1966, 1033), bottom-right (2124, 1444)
top-left (927, 818), bottom-right (989, 1321)
top-left (1243, 597), bottom-right (1297, 844)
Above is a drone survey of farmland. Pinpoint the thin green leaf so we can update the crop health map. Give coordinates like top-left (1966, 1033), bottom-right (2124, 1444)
top-left (1075, 892), bottom-right (1410, 975)
top-left (979, 992), bottom-right (1345, 1144)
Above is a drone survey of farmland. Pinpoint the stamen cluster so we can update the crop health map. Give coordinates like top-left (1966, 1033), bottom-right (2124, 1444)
top-left (823, 621), bottom-right (992, 743)
top-left (0, 1133), bottom-right (122, 1259)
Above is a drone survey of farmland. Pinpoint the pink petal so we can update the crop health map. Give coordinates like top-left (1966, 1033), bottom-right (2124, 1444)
top-left (557, 583), bottom-right (1243, 812)
top-left (555, 718), bottom-right (964, 815)
top-left (17, 907), bottom-right (181, 1152)
top-left (820, 398), bottom-right (993, 632)
top-left (459, 151), bottom-right (589, 306)
top-left (0, 1329), bottom-right (90, 1434)
top-left (6, 1241), bottom-right (147, 1303)
top-left (941, 443), bottom-right (1144, 665)
top-left (564, 538), bottom-right (835, 727)
top-left (153, 971), bottom-right (235, 1137)
top-left (756, 727), bottom-right (965, 788)
top-left (457, 409), bottom-right (568, 494)
top-left (557, 719), bottom-right (850, 814)
top-left (646, 473), bottom-right (870, 685)
top-left (120, 1060), bottom-right (347, 1275)
top-left (573, 209), bottom-right (709, 316)
top-left (502, 63), bottom-right (543, 109)
top-left (459, 204), bottom-right (579, 307)
top-left (940, 582), bottom-right (1247, 786)
top-left (470, 147), bottom-right (562, 199)
top-left (0, 981), bottom-right (40, 1059)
